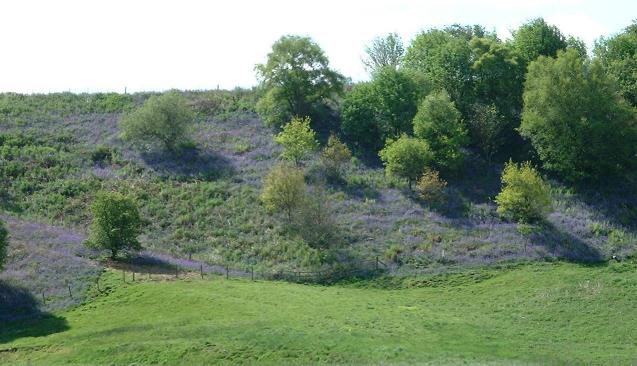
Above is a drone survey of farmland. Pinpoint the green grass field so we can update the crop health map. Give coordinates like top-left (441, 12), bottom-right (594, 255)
top-left (1, 261), bottom-right (636, 365)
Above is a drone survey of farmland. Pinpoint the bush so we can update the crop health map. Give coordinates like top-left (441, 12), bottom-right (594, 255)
top-left (320, 135), bottom-right (352, 180)
top-left (0, 220), bottom-right (7, 270)
top-left (260, 163), bottom-right (307, 223)
top-left (90, 145), bottom-right (113, 164)
top-left (413, 90), bottom-right (468, 172)
top-left (495, 161), bottom-right (552, 223)
top-left (293, 186), bottom-right (340, 257)
top-left (120, 91), bottom-right (194, 151)
top-left (86, 191), bottom-right (143, 259)
top-left (274, 117), bottom-right (319, 165)
top-left (415, 170), bottom-right (447, 205)
top-left (379, 134), bottom-right (434, 189)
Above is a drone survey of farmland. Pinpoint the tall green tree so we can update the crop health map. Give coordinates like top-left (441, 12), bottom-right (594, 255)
top-left (379, 135), bottom-right (434, 189)
top-left (255, 35), bottom-right (345, 128)
top-left (86, 191), bottom-right (143, 259)
top-left (362, 33), bottom-right (405, 74)
top-left (510, 18), bottom-right (567, 67)
top-left (0, 220), bottom-right (7, 270)
top-left (120, 92), bottom-right (194, 151)
top-left (520, 49), bottom-right (637, 182)
top-left (274, 117), bottom-right (319, 165)
top-left (413, 91), bottom-right (468, 172)
top-left (594, 21), bottom-right (637, 106)
top-left (341, 82), bottom-right (383, 151)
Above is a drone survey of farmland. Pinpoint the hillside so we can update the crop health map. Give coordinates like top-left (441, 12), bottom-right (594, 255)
top-left (2, 261), bottom-right (637, 365)
top-left (1, 91), bottom-right (635, 278)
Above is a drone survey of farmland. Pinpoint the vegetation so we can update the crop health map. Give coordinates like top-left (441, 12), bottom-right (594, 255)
top-left (495, 161), bottom-right (552, 223)
top-left (520, 49), bottom-right (637, 182)
top-left (362, 32), bottom-right (405, 74)
top-left (413, 90), bottom-right (468, 172)
top-left (595, 21), bottom-right (637, 106)
top-left (510, 17), bottom-right (567, 67)
top-left (379, 135), bottom-right (433, 189)
top-left (255, 35), bottom-right (345, 128)
top-left (0, 219), bottom-right (7, 270)
top-left (86, 191), bottom-right (143, 259)
top-left (3, 262), bottom-right (637, 365)
top-left (274, 116), bottom-right (319, 165)
top-left (260, 163), bottom-right (307, 223)
top-left (415, 169), bottom-right (447, 205)
top-left (319, 134), bottom-right (352, 180)
top-left (119, 92), bottom-right (194, 151)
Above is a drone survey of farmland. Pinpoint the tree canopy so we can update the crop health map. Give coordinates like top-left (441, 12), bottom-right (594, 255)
top-left (362, 33), bottom-right (405, 74)
top-left (379, 134), bottom-right (434, 189)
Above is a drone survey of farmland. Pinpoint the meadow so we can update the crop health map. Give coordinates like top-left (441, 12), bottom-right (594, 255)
top-left (2, 261), bottom-right (637, 365)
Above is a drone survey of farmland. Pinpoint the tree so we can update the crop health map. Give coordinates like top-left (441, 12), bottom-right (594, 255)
top-left (0, 220), bottom-right (7, 271)
top-left (255, 87), bottom-right (292, 128)
top-left (274, 117), bottom-right (319, 165)
top-left (320, 134), bottom-right (352, 180)
top-left (362, 33), bottom-right (405, 74)
top-left (293, 186), bottom-right (340, 257)
top-left (594, 21), bottom-right (637, 106)
top-left (86, 191), bottom-right (143, 259)
top-left (467, 103), bottom-right (508, 162)
top-left (379, 134), bottom-right (434, 189)
top-left (495, 161), bottom-right (552, 223)
top-left (341, 82), bottom-right (383, 151)
top-left (260, 163), bottom-right (307, 223)
top-left (120, 91), bottom-right (194, 151)
top-left (255, 35), bottom-right (345, 128)
top-left (413, 91), bottom-right (468, 172)
top-left (415, 169), bottom-right (447, 205)
top-left (510, 18), bottom-right (567, 67)
top-left (520, 49), bottom-right (637, 182)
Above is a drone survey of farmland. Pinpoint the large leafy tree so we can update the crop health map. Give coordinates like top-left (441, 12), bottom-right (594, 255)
top-left (341, 82), bottom-right (383, 151)
top-left (510, 18), bottom-right (567, 67)
top-left (379, 135), bottom-right (434, 189)
top-left (120, 92), bottom-right (194, 151)
top-left (255, 35), bottom-right (345, 128)
top-left (0, 220), bottom-right (7, 270)
top-left (86, 191), bottom-right (143, 259)
top-left (413, 91), bottom-right (468, 172)
top-left (594, 21), bottom-right (637, 106)
top-left (520, 49), bottom-right (637, 182)
top-left (362, 32), bottom-right (405, 74)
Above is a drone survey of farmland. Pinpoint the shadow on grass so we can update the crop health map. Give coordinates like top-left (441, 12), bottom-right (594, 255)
top-left (140, 146), bottom-right (234, 180)
top-left (532, 222), bottom-right (605, 263)
top-left (0, 281), bottom-right (69, 343)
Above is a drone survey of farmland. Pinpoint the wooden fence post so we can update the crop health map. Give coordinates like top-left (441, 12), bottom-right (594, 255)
top-left (122, 270), bottom-right (125, 282)
top-left (251, 267), bottom-right (254, 281)
top-left (376, 256), bottom-right (379, 271)
top-left (225, 266), bottom-right (229, 280)
top-left (42, 292), bottom-right (46, 305)
top-left (200, 264), bottom-right (204, 279)
top-left (67, 282), bottom-right (73, 299)
top-left (132, 272), bottom-right (135, 282)
top-left (96, 277), bottom-right (100, 292)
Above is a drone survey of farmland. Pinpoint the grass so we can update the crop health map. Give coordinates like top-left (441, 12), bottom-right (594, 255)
top-left (2, 261), bottom-right (637, 365)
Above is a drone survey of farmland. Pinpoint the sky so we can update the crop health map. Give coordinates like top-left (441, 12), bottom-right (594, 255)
top-left (0, 0), bottom-right (635, 94)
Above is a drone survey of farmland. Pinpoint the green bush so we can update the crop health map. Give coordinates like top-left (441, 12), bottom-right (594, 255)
top-left (260, 163), bottom-right (307, 223)
top-left (90, 145), bottom-right (113, 164)
top-left (495, 161), bottom-right (552, 223)
top-left (120, 92), bottom-right (194, 151)
top-left (86, 191), bottom-right (144, 259)
top-left (320, 135), bottom-right (352, 180)
top-left (379, 134), bottom-right (434, 189)
top-left (274, 117), bottom-right (319, 165)
top-left (415, 169), bottom-right (447, 205)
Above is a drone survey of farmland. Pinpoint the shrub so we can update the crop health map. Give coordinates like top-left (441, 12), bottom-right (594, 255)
top-left (0, 220), bottom-right (7, 270)
top-left (415, 169), bottom-right (447, 205)
top-left (120, 91), bottom-right (194, 151)
top-left (90, 145), bottom-right (113, 164)
top-left (413, 90), bottom-right (468, 172)
top-left (495, 161), bottom-right (552, 223)
top-left (260, 163), bottom-right (307, 223)
top-left (255, 87), bottom-right (292, 128)
top-left (86, 191), bottom-right (143, 259)
top-left (320, 135), bottom-right (352, 180)
top-left (274, 117), bottom-right (319, 165)
top-left (379, 134), bottom-right (434, 189)
top-left (293, 186), bottom-right (340, 258)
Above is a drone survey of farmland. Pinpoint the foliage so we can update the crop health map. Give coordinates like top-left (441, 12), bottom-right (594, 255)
top-left (86, 191), bottom-right (143, 259)
top-left (320, 134), bottom-right (352, 180)
top-left (255, 35), bottom-right (345, 128)
top-left (90, 145), bottom-right (113, 165)
top-left (520, 49), bottom-right (637, 182)
top-left (255, 87), bottom-right (292, 128)
top-left (293, 186), bottom-right (340, 255)
top-left (341, 69), bottom-right (428, 151)
top-left (510, 17), bottom-right (567, 67)
top-left (362, 32), bottom-right (405, 74)
top-left (413, 91), bottom-right (468, 172)
top-left (120, 92), bottom-right (194, 151)
top-left (467, 103), bottom-right (508, 161)
top-left (594, 21), bottom-right (637, 106)
top-left (415, 170), bottom-right (447, 205)
top-left (260, 163), bottom-right (307, 223)
top-left (379, 135), bottom-right (434, 189)
top-left (0, 220), bottom-right (7, 270)
top-left (274, 116), bottom-right (319, 165)
top-left (495, 161), bottom-right (552, 223)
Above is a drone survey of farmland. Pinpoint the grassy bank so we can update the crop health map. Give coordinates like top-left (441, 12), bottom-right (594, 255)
top-left (2, 261), bottom-right (636, 365)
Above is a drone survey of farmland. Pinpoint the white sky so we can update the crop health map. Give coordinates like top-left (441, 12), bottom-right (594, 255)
top-left (1, 0), bottom-right (635, 93)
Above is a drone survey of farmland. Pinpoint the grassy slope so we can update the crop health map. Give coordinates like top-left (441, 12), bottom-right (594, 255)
top-left (2, 261), bottom-right (637, 365)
